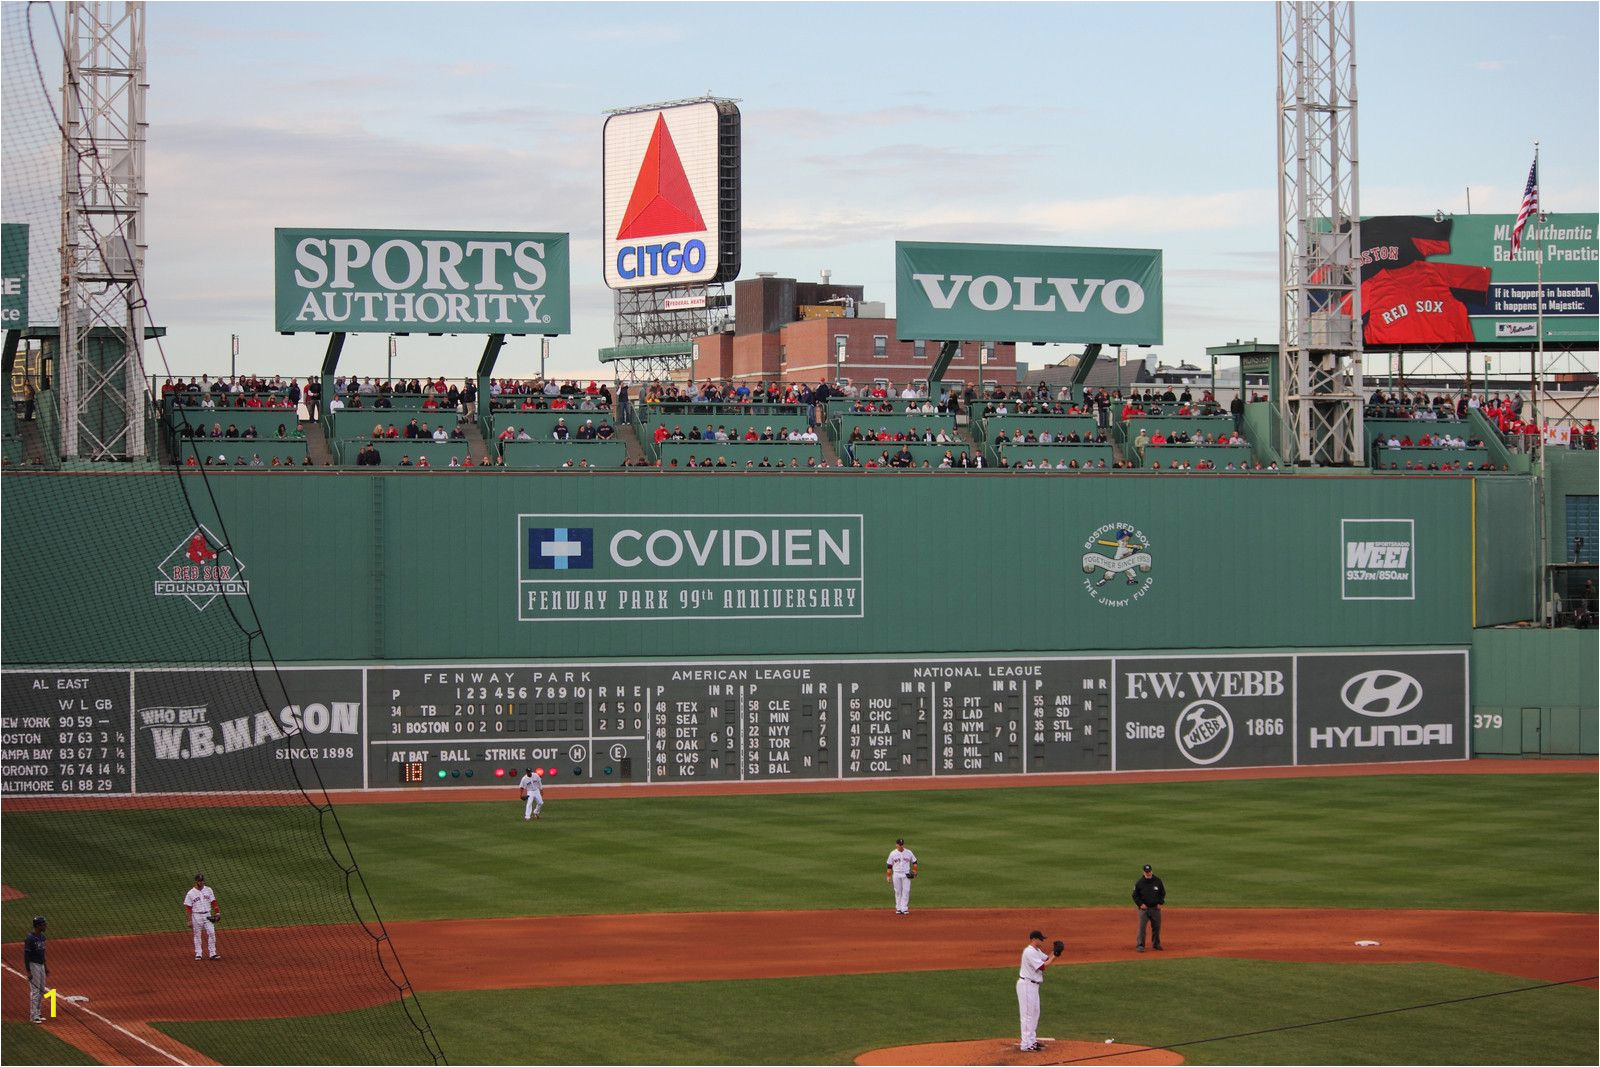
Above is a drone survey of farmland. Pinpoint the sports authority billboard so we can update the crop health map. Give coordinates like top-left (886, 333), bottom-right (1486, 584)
top-left (274, 228), bottom-right (571, 334)
top-left (1356, 213), bottom-right (1597, 346)
top-left (603, 101), bottom-right (740, 290)
top-left (1, 222), bottom-right (26, 329)
top-left (895, 241), bottom-right (1163, 345)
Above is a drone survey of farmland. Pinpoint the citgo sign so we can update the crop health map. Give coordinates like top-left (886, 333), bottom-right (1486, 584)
top-left (603, 102), bottom-right (726, 290)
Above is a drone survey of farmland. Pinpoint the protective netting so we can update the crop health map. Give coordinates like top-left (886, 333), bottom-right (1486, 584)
top-left (2, 5), bottom-right (442, 1062)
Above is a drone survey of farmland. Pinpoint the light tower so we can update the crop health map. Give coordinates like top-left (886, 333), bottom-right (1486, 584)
top-left (1276, 1), bottom-right (1363, 466)
top-left (59, 0), bottom-right (148, 459)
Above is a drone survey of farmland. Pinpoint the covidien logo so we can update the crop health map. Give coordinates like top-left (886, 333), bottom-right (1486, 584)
top-left (526, 527), bottom-right (595, 570)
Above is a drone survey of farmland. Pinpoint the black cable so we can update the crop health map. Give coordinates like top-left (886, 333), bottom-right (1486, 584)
top-left (25, 6), bottom-right (445, 1061)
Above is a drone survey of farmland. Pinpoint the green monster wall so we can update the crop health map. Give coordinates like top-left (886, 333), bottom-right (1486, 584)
top-left (0, 470), bottom-right (1522, 667)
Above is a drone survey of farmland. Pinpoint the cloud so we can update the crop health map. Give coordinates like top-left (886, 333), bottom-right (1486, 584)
top-left (1476, 59), bottom-right (1509, 71)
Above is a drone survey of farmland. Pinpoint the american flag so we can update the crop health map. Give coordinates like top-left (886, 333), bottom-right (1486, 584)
top-left (1511, 154), bottom-right (1539, 256)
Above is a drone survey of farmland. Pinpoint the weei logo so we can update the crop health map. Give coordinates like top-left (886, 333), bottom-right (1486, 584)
top-left (1340, 518), bottom-right (1415, 600)
top-left (153, 526), bottom-right (249, 611)
top-left (1309, 667), bottom-right (1452, 749)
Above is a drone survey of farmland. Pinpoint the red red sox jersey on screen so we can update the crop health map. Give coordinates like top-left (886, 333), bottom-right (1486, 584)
top-left (1361, 262), bottom-right (1491, 344)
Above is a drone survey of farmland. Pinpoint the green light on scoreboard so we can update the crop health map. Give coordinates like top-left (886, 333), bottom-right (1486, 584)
top-left (437, 769), bottom-right (447, 779)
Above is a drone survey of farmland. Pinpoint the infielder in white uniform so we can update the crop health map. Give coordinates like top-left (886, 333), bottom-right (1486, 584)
top-left (519, 768), bottom-right (544, 820)
top-left (885, 838), bottom-right (918, 915)
top-left (1017, 929), bottom-right (1063, 1051)
top-left (184, 872), bottom-right (219, 960)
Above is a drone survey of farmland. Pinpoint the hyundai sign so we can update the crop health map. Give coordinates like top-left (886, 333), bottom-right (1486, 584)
top-left (895, 241), bottom-right (1163, 345)
top-left (274, 228), bottom-right (571, 334)
top-left (603, 102), bottom-right (728, 290)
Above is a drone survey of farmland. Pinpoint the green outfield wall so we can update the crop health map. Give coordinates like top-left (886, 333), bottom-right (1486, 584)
top-left (0, 470), bottom-right (1528, 666)
top-left (1470, 628), bottom-right (1599, 756)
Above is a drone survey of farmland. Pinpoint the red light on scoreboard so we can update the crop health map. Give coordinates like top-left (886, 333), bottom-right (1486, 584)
top-left (494, 768), bottom-right (506, 778)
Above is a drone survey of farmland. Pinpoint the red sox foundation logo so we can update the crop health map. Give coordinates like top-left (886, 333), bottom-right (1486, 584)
top-left (153, 525), bottom-right (249, 611)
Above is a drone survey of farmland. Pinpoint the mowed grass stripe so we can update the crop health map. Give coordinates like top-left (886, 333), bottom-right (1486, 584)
top-left (145, 959), bottom-right (1599, 1066)
top-left (2, 775), bottom-right (1593, 939)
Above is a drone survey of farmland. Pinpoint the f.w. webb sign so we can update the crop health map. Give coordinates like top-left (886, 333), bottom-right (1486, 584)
top-left (275, 228), bottom-right (570, 334)
top-left (895, 241), bottom-right (1163, 345)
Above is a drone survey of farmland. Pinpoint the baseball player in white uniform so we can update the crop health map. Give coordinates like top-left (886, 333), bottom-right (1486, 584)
top-left (519, 768), bottom-right (544, 820)
top-left (885, 838), bottom-right (918, 915)
top-left (184, 872), bottom-right (219, 960)
top-left (1017, 929), bottom-right (1063, 1051)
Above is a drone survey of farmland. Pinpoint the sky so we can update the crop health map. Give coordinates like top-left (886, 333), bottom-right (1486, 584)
top-left (3, 0), bottom-right (1597, 385)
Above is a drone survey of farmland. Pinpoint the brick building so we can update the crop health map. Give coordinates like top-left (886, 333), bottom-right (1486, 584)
top-left (692, 273), bottom-right (1017, 391)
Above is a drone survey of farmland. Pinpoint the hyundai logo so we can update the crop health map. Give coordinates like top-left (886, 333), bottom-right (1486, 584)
top-left (1340, 670), bottom-right (1423, 718)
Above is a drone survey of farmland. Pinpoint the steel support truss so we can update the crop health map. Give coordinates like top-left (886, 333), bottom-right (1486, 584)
top-left (59, 0), bottom-right (148, 459)
top-left (1276, 0), bottom-right (1364, 466)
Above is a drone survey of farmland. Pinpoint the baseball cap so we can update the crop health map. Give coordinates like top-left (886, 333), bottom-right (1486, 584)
top-left (1142, 864), bottom-right (1153, 872)
top-left (32, 916), bottom-right (46, 927)
top-left (1029, 930), bottom-right (1046, 941)
top-left (195, 872), bottom-right (205, 881)
top-left (896, 838), bottom-right (905, 845)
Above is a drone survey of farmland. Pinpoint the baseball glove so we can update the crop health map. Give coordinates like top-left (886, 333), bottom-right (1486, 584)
top-left (207, 915), bottom-right (220, 925)
top-left (519, 791), bottom-right (528, 801)
top-left (906, 870), bottom-right (916, 879)
top-left (1052, 940), bottom-right (1064, 957)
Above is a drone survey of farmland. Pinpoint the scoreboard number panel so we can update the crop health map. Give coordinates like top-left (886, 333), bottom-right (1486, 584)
top-left (2, 651), bottom-right (1465, 793)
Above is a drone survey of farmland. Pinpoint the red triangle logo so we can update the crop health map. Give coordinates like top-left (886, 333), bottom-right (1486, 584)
top-left (616, 113), bottom-right (706, 240)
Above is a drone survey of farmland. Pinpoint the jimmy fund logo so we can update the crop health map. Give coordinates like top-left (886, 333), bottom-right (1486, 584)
top-left (1341, 518), bottom-right (1415, 600)
top-left (1081, 522), bottom-right (1153, 606)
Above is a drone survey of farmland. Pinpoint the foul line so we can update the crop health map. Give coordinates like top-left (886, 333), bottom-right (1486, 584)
top-left (1052, 974), bottom-right (1600, 1063)
top-left (2, 961), bottom-right (191, 1066)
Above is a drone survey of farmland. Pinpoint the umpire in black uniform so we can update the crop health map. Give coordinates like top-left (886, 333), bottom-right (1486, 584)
top-left (1132, 864), bottom-right (1166, 951)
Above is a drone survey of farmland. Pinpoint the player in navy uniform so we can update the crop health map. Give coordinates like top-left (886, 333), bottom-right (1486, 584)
top-left (24, 916), bottom-right (48, 1023)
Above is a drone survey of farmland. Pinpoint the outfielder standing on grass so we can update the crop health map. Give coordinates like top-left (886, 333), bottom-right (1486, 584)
top-left (519, 768), bottom-right (544, 821)
top-left (24, 916), bottom-right (48, 1023)
top-left (1017, 929), bottom-right (1064, 1052)
top-left (886, 838), bottom-right (917, 915)
top-left (184, 872), bottom-right (219, 960)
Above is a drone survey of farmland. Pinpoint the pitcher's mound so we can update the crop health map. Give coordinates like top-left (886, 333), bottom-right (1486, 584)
top-left (855, 1038), bottom-right (1183, 1065)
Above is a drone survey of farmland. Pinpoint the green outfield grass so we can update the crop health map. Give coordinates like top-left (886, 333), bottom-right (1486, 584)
top-left (0, 1023), bottom-right (100, 1064)
top-left (151, 959), bottom-right (1597, 1066)
top-left (3, 774), bottom-right (1595, 940)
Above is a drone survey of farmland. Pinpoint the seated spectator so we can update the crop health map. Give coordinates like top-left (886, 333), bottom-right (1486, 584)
top-left (432, 425), bottom-right (448, 443)
top-left (516, 427), bottom-right (533, 441)
top-left (552, 419), bottom-right (569, 441)
top-left (399, 454), bottom-right (413, 466)
top-left (577, 419), bottom-right (597, 441)
top-left (596, 420), bottom-right (615, 440)
top-left (225, 423), bottom-right (241, 439)
top-left (373, 423), bottom-right (386, 440)
top-left (417, 455), bottom-right (431, 468)
top-left (404, 419), bottom-right (421, 439)
top-left (450, 425), bottom-right (466, 440)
